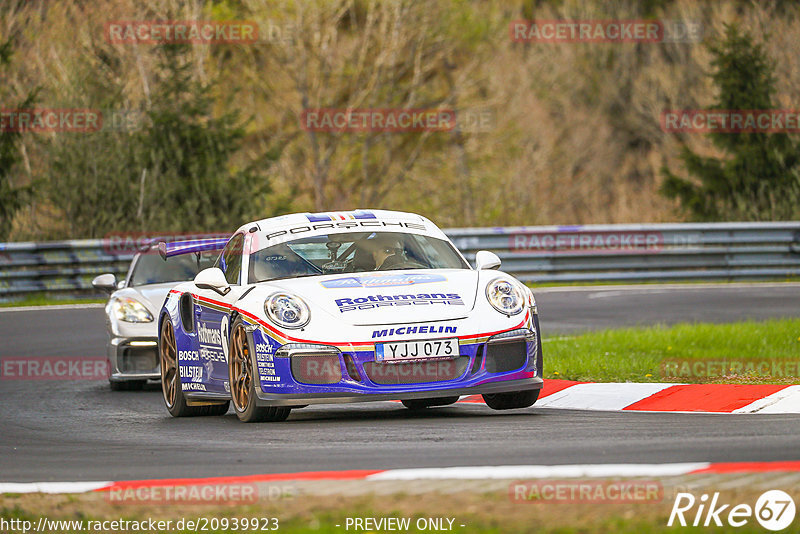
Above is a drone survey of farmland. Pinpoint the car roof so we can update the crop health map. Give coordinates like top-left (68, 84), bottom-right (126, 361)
top-left (235, 210), bottom-right (432, 234)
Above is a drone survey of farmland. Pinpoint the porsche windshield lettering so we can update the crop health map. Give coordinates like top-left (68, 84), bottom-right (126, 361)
top-left (264, 220), bottom-right (427, 242)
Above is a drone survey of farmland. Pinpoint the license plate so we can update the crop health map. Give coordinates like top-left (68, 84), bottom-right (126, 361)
top-left (375, 338), bottom-right (459, 363)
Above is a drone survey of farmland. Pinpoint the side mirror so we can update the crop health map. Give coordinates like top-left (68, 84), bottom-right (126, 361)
top-left (92, 273), bottom-right (117, 293)
top-left (475, 250), bottom-right (501, 270)
top-left (194, 267), bottom-right (230, 295)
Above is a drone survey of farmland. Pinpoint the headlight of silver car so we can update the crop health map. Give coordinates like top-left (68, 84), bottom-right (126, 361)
top-left (111, 296), bottom-right (154, 323)
top-left (486, 278), bottom-right (525, 316)
top-left (264, 293), bottom-right (310, 329)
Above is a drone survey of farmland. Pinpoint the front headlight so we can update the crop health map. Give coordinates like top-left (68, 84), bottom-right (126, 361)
top-left (486, 278), bottom-right (525, 316)
top-left (264, 293), bottom-right (310, 329)
top-left (111, 296), bottom-right (154, 323)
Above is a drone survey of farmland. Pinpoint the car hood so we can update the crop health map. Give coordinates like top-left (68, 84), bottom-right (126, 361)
top-left (259, 269), bottom-right (480, 326)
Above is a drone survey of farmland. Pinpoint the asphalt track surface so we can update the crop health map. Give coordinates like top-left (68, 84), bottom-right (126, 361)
top-left (1, 284), bottom-right (799, 482)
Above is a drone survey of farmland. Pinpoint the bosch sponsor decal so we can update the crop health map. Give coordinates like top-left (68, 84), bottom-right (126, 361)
top-left (255, 341), bottom-right (274, 355)
top-left (178, 350), bottom-right (199, 362)
top-left (255, 341), bottom-right (279, 382)
top-left (510, 230), bottom-right (663, 254)
top-left (372, 325), bottom-right (457, 338)
top-left (335, 293), bottom-right (464, 313)
top-left (306, 210), bottom-right (377, 222)
top-left (321, 273), bottom-right (446, 289)
top-left (252, 331), bottom-right (282, 384)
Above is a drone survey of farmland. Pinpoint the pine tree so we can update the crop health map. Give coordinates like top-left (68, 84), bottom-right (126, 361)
top-left (661, 24), bottom-right (800, 221)
top-left (0, 38), bottom-right (37, 240)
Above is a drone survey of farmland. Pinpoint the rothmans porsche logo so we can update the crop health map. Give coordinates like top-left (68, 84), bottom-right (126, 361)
top-left (197, 322), bottom-right (222, 345)
top-left (335, 293), bottom-right (463, 313)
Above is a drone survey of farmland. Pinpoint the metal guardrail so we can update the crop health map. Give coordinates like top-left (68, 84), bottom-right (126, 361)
top-left (448, 221), bottom-right (800, 284)
top-left (1, 222), bottom-right (799, 301)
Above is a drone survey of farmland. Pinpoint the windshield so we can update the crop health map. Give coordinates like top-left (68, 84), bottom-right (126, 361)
top-left (129, 250), bottom-right (218, 287)
top-left (248, 231), bottom-right (469, 283)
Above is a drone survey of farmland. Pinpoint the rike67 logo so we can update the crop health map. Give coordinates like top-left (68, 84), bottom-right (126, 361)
top-left (668, 490), bottom-right (796, 531)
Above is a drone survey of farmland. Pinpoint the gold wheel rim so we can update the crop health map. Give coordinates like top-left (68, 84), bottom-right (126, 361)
top-left (230, 325), bottom-right (252, 412)
top-left (160, 321), bottom-right (178, 408)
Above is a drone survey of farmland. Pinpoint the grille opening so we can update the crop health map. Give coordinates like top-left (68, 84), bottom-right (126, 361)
top-left (179, 293), bottom-right (194, 333)
top-left (290, 354), bottom-right (342, 385)
top-left (485, 340), bottom-right (527, 373)
top-left (120, 346), bottom-right (158, 373)
top-left (343, 354), bottom-right (362, 382)
top-left (363, 357), bottom-right (468, 385)
top-left (470, 346), bottom-right (484, 375)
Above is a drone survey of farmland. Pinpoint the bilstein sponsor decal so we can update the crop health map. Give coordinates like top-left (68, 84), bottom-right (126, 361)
top-left (335, 293), bottom-right (464, 313)
top-left (372, 325), bottom-right (457, 338)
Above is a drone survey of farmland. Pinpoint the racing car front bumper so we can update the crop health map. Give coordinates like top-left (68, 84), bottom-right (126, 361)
top-left (253, 376), bottom-right (543, 406)
top-left (108, 336), bottom-right (160, 382)
top-left (248, 317), bottom-right (544, 407)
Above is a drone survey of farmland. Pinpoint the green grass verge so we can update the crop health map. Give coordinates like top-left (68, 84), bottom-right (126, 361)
top-left (544, 318), bottom-right (800, 383)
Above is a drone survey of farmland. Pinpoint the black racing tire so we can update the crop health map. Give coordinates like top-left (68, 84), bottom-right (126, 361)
top-left (401, 396), bottom-right (460, 410)
top-left (160, 317), bottom-right (230, 417)
top-left (482, 389), bottom-right (540, 410)
top-left (229, 317), bottom-right (291, 423)
top-left (109, 379), bottom-right (146, 391)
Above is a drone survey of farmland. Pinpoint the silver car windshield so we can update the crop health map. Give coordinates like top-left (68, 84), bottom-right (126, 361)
top-left (248, 231), bottom-right (469, 283)
top-left (129, 251), bottom-right (217, 287)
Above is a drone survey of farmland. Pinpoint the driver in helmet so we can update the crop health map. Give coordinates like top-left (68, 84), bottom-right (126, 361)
top-left (363, 235), bottom-right (404, 270)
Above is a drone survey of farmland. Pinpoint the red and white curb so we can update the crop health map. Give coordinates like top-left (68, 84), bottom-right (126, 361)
top-left (4, 461), bottom-right (800, 494)
top-left (459, 380), bottom-right (800, 413)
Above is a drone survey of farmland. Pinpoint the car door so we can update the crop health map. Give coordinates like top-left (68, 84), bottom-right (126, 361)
top-left (193, 233), bottom-right (247, 394)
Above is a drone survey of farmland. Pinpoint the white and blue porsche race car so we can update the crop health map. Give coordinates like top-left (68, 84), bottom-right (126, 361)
top-left (157, 210), bottom-right (543, 422)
